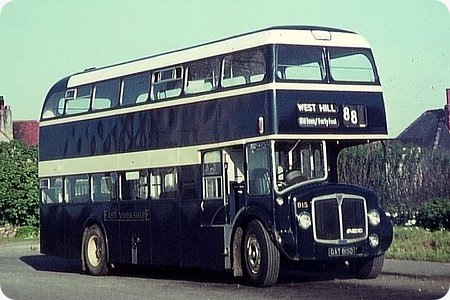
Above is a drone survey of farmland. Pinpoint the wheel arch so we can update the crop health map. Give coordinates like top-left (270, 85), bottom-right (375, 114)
top-left (230, 206), bottom-right (273, 277)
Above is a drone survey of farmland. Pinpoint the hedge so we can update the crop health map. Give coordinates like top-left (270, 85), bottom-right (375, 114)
top-left (0, 141), bottom-right (38, 227)
top-left (339, 141), bottom-right (450, 230)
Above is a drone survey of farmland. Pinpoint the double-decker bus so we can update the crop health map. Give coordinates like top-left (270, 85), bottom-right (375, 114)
top-left (39, 26), bottom-right (393, 287)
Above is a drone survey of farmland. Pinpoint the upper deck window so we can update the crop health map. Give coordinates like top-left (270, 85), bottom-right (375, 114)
top-left (92, 79), bottom-right (120, 111)
top-left (222, 49), bottom-right (266, 88)
top-left (277, 46), bottom-right (325, 81)
top-left (65, 85), bottom-right (92, 115)
top-left (121, 73), bottom-right (150, 106)
top-left (328, 48), bottom-right (377, 83)
top-left (41, 91), bottom-right (65, 119)
top-left (151, 67), bottom-right (183, 101)
top-left (185, 58), bottom-right (220, 95)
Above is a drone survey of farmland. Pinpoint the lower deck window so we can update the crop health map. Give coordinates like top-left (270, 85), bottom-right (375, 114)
top-left (150, 168), bottom-right (178, 199)
top-left (202, 151), bottom-right (223, 199)
top-left (40, 177), bottom-right (63, 204)
top-left (121, 170), bottom-right (148, 200)
top-left (65, 174), bottom-right (89, 203)
top-left (92, 173), bottom-right (117, 201)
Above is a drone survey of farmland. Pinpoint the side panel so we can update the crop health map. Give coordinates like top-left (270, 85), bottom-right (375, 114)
top-left (178, 165), bottom-right (226, 270)
top-left (118, 200), bottom-right (151, 265)
top-left (178, 165), bottom-right (203, 268)
top-left (64, 204), bottom-right (90, 259)
top-left (179, 201), bottom-right (225, 270)
top-left (39, 92), bottom-right (273, 161)
top-left (40, 205), bottom-right (66, 257)
top-left (150, 198), bottom-right (181, 266)
top-left (94, 202), bottom-right (121, 263)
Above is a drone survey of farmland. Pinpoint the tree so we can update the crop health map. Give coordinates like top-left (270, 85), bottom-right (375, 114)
top-left (0, 141), bottom-right (39, 226)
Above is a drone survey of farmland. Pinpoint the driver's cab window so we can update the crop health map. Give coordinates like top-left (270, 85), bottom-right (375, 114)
top-left (246, 142), bottom-right (271, 195)
top-left (275, 140), bottom-right (327, 191)
top-left (202, 151), bottom-right (223, 199)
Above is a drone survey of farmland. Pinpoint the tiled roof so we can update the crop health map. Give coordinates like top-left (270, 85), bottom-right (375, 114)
top-left (396, 109), bottom-right (450, 151)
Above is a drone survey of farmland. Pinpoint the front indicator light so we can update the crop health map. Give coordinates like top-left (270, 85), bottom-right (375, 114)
top-left (368, 210), bottom-right (381, 226)
top-left (297, 212), bottom-right (312, 230)
top-left (369, 234), bottom-right (379, 248)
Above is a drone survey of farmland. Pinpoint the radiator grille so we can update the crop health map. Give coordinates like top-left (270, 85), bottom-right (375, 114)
top-left (313, 194), bottom-right (367, 244)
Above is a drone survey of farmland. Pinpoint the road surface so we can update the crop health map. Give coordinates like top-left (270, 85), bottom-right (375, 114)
top-left (0, 241), bottom-right (448, 300)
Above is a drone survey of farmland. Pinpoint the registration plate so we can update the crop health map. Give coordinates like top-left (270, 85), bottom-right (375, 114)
top-left (328, 246), bottom-right (356, 257)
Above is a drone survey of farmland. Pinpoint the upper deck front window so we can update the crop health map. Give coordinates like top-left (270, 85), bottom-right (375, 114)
top-left (277, 46), bottom-right (325, 81)
top-left (328, 48), bottom-right (377, 83)
top-left (276, 46), bottom-right (378, 84)
top-left (41, 91), bottom-right (65, 119)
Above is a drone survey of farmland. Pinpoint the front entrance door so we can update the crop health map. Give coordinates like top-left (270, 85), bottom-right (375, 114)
top-left (200, 150), bottom-right (227, 226)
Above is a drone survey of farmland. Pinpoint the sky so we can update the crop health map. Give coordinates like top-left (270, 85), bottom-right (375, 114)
top-left (0, 0), bottom-right (449, 137)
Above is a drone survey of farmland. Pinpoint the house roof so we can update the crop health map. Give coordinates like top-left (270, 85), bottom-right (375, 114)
top-left (396, 109), bottom-right (450, 151)
top-left (13, 120), bottom-right (39, 147)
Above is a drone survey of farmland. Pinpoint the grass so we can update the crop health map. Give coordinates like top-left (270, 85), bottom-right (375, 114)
top-left (386, 226), bottom-right (450, 263)
top-left (0, 225), bottom-right (39, 245)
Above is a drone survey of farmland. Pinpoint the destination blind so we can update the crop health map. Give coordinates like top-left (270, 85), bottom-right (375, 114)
top-left (297, 102), bottom-right (367, 129)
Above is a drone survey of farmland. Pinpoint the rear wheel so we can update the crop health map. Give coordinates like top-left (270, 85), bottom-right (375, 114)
top-left (242, 220), bottom-right (280, 287)
top-left (84, 224), bottom-right (109, 275)
top-left (350, 254), bottom-right (385, 279)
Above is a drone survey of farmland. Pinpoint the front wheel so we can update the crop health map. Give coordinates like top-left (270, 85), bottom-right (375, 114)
top-left (84, 224), bottom-right (109, 275)
top-left (242, 220), bottom-right (280, 287)
top-left (349, 254), bottom-right (385, 279)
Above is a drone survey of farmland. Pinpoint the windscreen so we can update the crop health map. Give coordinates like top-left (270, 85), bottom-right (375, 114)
top-left (274, 140), bottom-right (327, 191)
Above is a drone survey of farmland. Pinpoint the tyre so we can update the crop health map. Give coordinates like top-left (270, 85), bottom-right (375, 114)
top-left (242, 220), bottom-right (280, 287)
top-left (350, 254), bottom-right (385, 279)
top-left (84, 224), bottom-right (109, 275)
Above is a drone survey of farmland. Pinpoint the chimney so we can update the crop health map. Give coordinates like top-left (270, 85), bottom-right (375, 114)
top-left (445, 89), bottom-right (450, 133)
top-left (0, 96), bottom-right (13, 141)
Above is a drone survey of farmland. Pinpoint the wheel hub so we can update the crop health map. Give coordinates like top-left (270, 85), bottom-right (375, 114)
top-left (87, 236), bottom-right (101, 267)
top-left (246, 234), bottom-right (261, 274)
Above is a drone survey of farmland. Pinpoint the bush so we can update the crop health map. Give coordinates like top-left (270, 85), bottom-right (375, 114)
top-left (385, 203), bottom-right (417, 226)
top-left (0, 141), bottom-right (39, 227)
top-left (416, 198), bottom-right (450, 231)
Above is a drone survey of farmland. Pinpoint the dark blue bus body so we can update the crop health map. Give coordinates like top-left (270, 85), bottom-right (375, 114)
top-left (39, 27), bottom-right (393, 286)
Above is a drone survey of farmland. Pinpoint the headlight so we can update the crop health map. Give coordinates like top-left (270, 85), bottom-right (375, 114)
top-left (369, 234), bottom-right (380, 248)
top-left (368, 209), bottom-right (381, 226)
top-left (297, 212), bottom-right (312, 230)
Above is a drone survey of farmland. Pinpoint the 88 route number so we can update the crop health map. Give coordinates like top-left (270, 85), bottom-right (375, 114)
top-left (342, 105), bottom-right (367, 128)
